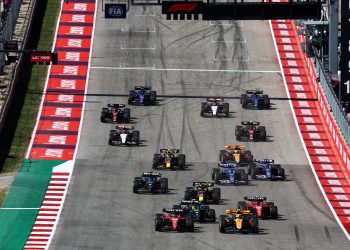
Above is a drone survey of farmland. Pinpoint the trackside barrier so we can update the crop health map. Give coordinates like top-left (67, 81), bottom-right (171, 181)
top-left (295, 24), bottom-right (350, 174)
top-left (0, 0), bottom-right (37, 133)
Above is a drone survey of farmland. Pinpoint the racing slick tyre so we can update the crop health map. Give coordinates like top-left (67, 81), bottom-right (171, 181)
top-left (160, 178), bottom-right (168, 193)
top-left (220, 153), bottom-right (228, 164)
top-left (262, 94), bottom-right (270, 108)
top-left (152, 154), bottom-right (161, 169)
top-left (251, 168), bottom-right (258, 179)
top-left (241, 94), bottom-right (249, 108)
top-left (247, 163), bottom-right (254, 175)
top-left (242, 173), bottom-right (249, 183)
top-left (150, 91), bottom-right (157, 104)
top-left (222, 103), bottom-right (229, 117)
top-left (200, 102), bottom-right (206, 117)
top-left (252, 215), bottom-right (259, 233)
top-left (133, 131), bottom-right (140, 146)
top-left (211, 168), bottom-right (220, 180)
top-left (237, 201), bottom-right (248, 210)
top-left (186, 217), bottom-right (195, 232)
top-left (235, 126), bottom-right (243, 140)
top-left (214, 172), bottom-right (221, 185)
top-left (100, 113), bottom-right (106, 123)
top-left (212, 188), bottom-right (221, 204)
top-left (155, 217), bottom-right (163, 232)
top-left (108, 137), bottom-right (114, 146)
top-left (257, 126), bottom-right (266, 141)
top-left (270, 205), bottom-right (278, 219)
top-left (278, 168), bottom-right (285, 180)
top-left (184, 190), bottom-right (191, 200)
top-left (128, 90), bottom-right (134, 104)
top-left (208, 209), bottom-right (216, 222)
top-left (178, 154), bottom-right (186, 169)
top-left (123, 108), bottom-right (130, 123)
top-left (133, 177), bottom-right (141, 193)
top-left (219, 216), bottom-right (227, 233)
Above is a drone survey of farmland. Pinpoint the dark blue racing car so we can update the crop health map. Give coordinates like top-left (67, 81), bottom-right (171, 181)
top-left (241, 89), bottom-right (270, 109)
top-left (128, 86), bottom-right (157, 105)
top-left (249, 159), bottom-right (285, 181)
top-left (133, 172), bottom-right (168, 194)
top-left (211, 163), bottom-right (248, 185)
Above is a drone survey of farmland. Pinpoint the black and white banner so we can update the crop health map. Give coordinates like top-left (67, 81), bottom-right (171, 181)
top-left (341, 0), bottom-right (350, 101)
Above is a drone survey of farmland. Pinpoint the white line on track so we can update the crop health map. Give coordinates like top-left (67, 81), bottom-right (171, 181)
top-left (0, 208), bottom-right (40, 210)
top-left (120, 44), bottom-right (155, 50)
top-left (133, 12), bottom-right (156, 17)
top-left (209, 20), bottom-right (243, 26)
top-left (121, 26), bottom-right (156, 33)
top-left (213, 56), bottom-right (249, 62)
top-left (90, 66), bottom-right (277, 73)
top-left (211, 37), bottom-right (246, 43)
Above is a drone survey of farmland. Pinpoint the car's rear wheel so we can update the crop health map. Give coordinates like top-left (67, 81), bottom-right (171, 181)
top-left (160, 178), bottom-right (168, 193)
top-left (178, 154), bottom-right (186, 169)
top-left (211, 168), bottom-right (220, 180)
top-left (241, 94), bottom-right (249, 108)
top-left (219, 216), bottom-right (227, 233)
top-left (155, 217), bottom-right (163, 231)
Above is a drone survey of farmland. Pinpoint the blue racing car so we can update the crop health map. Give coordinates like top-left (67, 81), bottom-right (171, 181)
top-left (240, 89), bottom-right (270, 109)
top-left (249, 159), bottom-right (285, 181)
top-left (128, 86), bottom-right (157, 105)
top-left (211, 163), bottom-right (248, 185)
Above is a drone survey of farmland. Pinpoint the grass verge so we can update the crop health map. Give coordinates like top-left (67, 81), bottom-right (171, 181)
top-left (0, 188), bottom-right (8, 207)
top-left (0, 0), bottom-right (60, 173)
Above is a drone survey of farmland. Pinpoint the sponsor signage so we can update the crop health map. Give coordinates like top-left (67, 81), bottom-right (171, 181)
top-left (4, 41), bottom-right (18, 51)
top-left (105, 4), bottom-right (126, 19)
top-left (29, 51), bottom-right (53, 63)
top-left (341, 0), bottom-right (350, 101)
top-left (162, 1), bottom-right (202, 14)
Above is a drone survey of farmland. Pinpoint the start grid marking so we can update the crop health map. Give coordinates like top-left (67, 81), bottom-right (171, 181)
top-left (271, 19), bottom-right (350, 238)
top-left (23, 172), bottom-right (70, 249)
top-left (27, 1), bottom-right (96, 161)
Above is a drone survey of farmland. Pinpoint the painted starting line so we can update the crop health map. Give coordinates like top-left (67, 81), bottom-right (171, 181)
top-left (270, 18), bottom-right (350, 241)
top-left (90, 66), bottom-right (281, 73)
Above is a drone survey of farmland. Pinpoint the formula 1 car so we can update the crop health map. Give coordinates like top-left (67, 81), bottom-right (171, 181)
top-left (219, 209), bottom-right (258, 234)
top-left (200, 98), bottom-right (229, 117)
top-left (241, 89), bottom-right (270, 109)
top-left (219, 145), bottom-right (253, 166)
top-left (133, 172), bottom-right (168, 194)
top-left (237, 196), bottom-right (278, 219)
top-left (249, 159), bottom-right (285, 181)
top-left (152, 149), bottom-right (186, 170)
top-left (155, 208), bottom-right (194, 232)
top-left (100, 104), bottom-right (130, 123)
top-left (128, 86), bottom-right (156, 105)
top-left (173, 200), bottom-right (216, 223)
top-left (235, 121), bottom-right (266, 141)
top-left (211, 163), bottom-right (248, 185)
top-left (108, 125), bottom-right (140, 146)
top-left (184, 182), bottom-right (221, 204)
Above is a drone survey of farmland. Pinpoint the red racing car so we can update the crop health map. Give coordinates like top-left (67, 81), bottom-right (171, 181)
top-left (155, 208), bottom-right (194, 232)
top-left (237, 196), bottom-right (278, 219)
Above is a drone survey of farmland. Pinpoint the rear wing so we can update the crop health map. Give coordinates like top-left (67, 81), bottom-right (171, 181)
top-left (218, 163), bottom-right (237, 168)
top-left (246, 89), bottom-right (263, 94)
top-left (207, 97), bottom-right (224, 102)
top-left (241, 121), bottom-right (260, 126)
top-left (193, 182), bottom-right (214, 187)
top-left (226, 209), bottom-right (252, 215)
top-left (160, 148), bottom-right (179, 154)
top-left (224, 145), bottom-right (246, 151)
top-left (255, 159), bottom-right (274, 164)
top-left (116, 125), bottom-right (134, 130)
top-left (142, 172), bottom-right (161, 177)
top-left (135, 86), bottom-right (151, 90)
top-left (163, 208), bottom-right (184, 213)
top-left (107, 104), bottom-right (125, 108)
top-left (244, 196), bottom-right (267, 202)
top-left (180, 200), bottom-right (199, 205)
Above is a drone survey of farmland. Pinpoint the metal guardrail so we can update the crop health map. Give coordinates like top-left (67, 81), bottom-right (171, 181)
top-left (0, 0), bottom-right (38, 133)
top-left (313, 49), bottom-right (350, 147)
top-left (0, 0), bottom-right (23, 70)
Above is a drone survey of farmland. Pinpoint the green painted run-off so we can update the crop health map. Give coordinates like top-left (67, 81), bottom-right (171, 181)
top-left (0, 159), bottom-right (64, 250)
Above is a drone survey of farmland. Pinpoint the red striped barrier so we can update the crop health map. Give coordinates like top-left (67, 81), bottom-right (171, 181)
top-left (270, 18), bottom-right (350, 240)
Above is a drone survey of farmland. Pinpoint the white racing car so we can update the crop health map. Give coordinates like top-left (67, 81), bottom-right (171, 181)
top-left (200, 98), bottom-right (229, 117)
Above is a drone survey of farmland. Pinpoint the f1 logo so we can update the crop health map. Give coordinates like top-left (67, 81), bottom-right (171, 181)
top-left (167, 3), bottom-right (198, 13)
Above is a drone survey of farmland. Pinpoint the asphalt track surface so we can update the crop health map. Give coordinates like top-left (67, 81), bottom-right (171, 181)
top-left (50, 5), bottom-right (350, 250)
